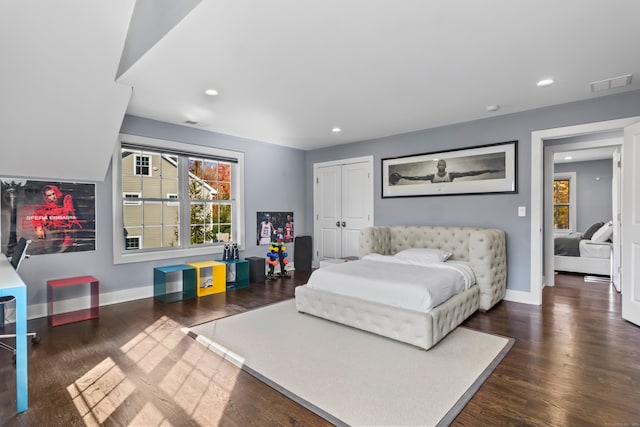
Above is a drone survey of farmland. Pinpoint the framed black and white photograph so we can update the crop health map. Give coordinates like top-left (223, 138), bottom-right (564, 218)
top-left (382, 141), bottom-right (517, 198)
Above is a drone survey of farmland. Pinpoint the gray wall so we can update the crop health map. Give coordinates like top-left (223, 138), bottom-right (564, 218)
top-left (17, 115), bottom-right (307, 314)
top-left (305, 89), bottom-right (640, 293)
top-left (555, 159), bottom-right (613, 232)
top-left (14, 89), bottom-right (640, 314)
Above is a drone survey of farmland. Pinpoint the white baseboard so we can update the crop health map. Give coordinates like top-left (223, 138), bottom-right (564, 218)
top-left (23, 285), bottom-right (152, 321)
top-left (18, 260), bottom-right (301, 322)
top-left (504, 288), bottom-right (540, 305)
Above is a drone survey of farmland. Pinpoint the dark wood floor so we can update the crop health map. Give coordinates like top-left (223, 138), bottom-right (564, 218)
top-left (1, 271), bottom-right (639, 426)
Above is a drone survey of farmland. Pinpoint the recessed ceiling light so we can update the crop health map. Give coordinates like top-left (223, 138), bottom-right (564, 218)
top-left (486, 105), bottom-right (500, 112)
top-left (564, 156), bottom-right (573, 160)
top-left (537, 78), bottom-right (554, 87)
top-left (204, 89), bottom-right (219, 96)
top-left (332, 127), bottom-right (341, 133)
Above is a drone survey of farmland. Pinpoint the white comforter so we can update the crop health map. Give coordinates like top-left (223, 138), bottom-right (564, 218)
top-left (579, 239), bottom-right (611, 259)
top-left (306, 255), bottom-right (476, 313)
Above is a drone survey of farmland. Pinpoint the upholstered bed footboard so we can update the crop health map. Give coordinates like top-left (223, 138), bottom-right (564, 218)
top-left (295, 284), bottom-right (480, 350)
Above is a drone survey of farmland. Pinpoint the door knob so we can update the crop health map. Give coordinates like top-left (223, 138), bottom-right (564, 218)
top-left (336, 221), bottom-right (341, 227)
top-left (342, 221), bottom-right (346, 227)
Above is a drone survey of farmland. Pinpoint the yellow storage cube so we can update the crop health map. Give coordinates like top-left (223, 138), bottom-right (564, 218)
top-left (188, 260), bottom-right (226, 296)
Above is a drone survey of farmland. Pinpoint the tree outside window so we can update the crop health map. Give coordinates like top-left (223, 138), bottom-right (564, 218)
top-left (553, 178), bottom-right (570, 230)
top-left (188, 157), bottom-right (232, 245)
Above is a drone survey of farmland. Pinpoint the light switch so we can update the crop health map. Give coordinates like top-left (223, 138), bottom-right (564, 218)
top-left (518, 206), bottom-right (526, 217)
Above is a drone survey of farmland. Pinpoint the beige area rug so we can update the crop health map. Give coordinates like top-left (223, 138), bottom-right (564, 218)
top-left (189, 300), bottom-right (513, 427)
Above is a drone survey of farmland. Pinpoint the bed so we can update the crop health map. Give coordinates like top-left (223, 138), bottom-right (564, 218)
top-left (295, 226), bottom-right (507, 350)
top-left (554, 220), bottom-right (613, 276)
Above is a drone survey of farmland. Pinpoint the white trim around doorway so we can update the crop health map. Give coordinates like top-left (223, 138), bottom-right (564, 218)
top-left (530, 117), bottom-right (640, 305)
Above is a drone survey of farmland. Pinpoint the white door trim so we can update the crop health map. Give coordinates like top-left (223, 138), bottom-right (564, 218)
top-left (530, 117), bottom-right (640, 305)
top-left (621, 122), bottom-right (640, 325)
top-left (612, 147), bottom-right (622, 291)
top-left (313, 155), bottom-right (374, 268)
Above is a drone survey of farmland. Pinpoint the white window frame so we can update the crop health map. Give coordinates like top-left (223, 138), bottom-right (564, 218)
top-left (113, 134), bottom-right (245, 264)
top-left (553, 171), bottom-right (577, 233)
top-left (134, 154), bottom-right (152, 176)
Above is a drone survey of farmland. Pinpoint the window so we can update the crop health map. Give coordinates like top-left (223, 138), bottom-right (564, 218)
top-left (134, 154), bottom-right (151, 176)
top-left (553, 172), bottom-right (576, 232)
top-left (123, 192), bottom-right (142, 205)
top-left (166, 193), bottom-right (179, 207)
top-left (125, 236), bottom-right (141, 250)
top-left (114, 134), bottom-right (245, 264)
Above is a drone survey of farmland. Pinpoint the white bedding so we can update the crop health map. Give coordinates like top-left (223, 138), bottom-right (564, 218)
top-left (306, 255), bottom-right (476, 313)
top-left (579, 240), bottom-right (611, 259)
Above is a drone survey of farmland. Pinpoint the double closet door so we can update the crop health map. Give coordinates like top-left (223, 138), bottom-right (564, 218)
top-left (314, 156), bottom-right (373, 265)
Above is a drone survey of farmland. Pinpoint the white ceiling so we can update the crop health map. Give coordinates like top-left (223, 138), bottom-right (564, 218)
top-left (1, 0), bottom-right (640, 182)
top-left (554, 146), bottom-right (616, 164)
top-left (119, 0), bottom-right (640, 150)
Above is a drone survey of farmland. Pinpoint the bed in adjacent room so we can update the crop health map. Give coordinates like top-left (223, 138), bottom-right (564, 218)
top-left (295, 225), bottom-right (507, 350)
top-left (554, 220), bottom-right (613, 276)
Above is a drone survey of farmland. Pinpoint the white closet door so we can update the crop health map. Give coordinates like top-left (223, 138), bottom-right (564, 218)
top-left (316, 165), bottom-right (342, 259)
top-left (340, 161), bottom-right (372, 258)
top-left (314, 157), bottom-right (373, 264)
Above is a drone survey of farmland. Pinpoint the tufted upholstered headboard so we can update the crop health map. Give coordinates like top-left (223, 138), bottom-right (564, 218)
top-left (359, 226), bottom-right (507, 310)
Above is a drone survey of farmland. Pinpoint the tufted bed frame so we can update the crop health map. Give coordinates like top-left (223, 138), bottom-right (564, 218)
top-left (295, 226), bottom-right (507, 350)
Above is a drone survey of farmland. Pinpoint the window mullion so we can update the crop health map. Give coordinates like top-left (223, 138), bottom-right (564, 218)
top-left (179, 155), bottom-right (190, 248)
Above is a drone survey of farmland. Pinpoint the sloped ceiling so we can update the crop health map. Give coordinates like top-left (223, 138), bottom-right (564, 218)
top-left (0, 1), bottom-right (135, 182)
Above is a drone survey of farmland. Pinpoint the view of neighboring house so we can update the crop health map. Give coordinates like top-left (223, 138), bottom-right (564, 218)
top-left (121, 149), bottom-right (232, 251)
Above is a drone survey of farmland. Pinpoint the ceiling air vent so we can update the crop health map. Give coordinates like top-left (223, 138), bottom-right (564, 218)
top-left (589, 74), bottom-right (633, 93)
top-left (185, 120), bottom-right (198, 125)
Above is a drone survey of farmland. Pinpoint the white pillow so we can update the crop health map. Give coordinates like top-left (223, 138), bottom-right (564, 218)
top-left (394, 248), bottom-right (452, 264)
top-left (591, 221), bottom-right (613, 243)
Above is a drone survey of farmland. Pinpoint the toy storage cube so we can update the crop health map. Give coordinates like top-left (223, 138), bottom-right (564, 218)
top-left (47, 275), bottom-right (99, 326)
top-left (153, 264), bottom-right (197, 303)
top-left (188, 261), bottom-right (226, 296)
top-left (220, 259), bottom-right (250, 289)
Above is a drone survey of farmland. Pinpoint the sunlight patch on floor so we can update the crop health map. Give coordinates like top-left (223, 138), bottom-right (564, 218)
top-left (67, 357), bottom-right (135, 426)
top-left (120, 316), bottom-right (182, 374)
top-left (159, 336), bottom-right (239, 426)
top-left (67, 315), bottom-right (241, 426)
top-left (129, 402), bottom-right (173, 427)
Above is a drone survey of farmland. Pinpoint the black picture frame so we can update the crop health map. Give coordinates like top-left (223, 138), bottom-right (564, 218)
top-left (381, 140), bottom-right (518, 198)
